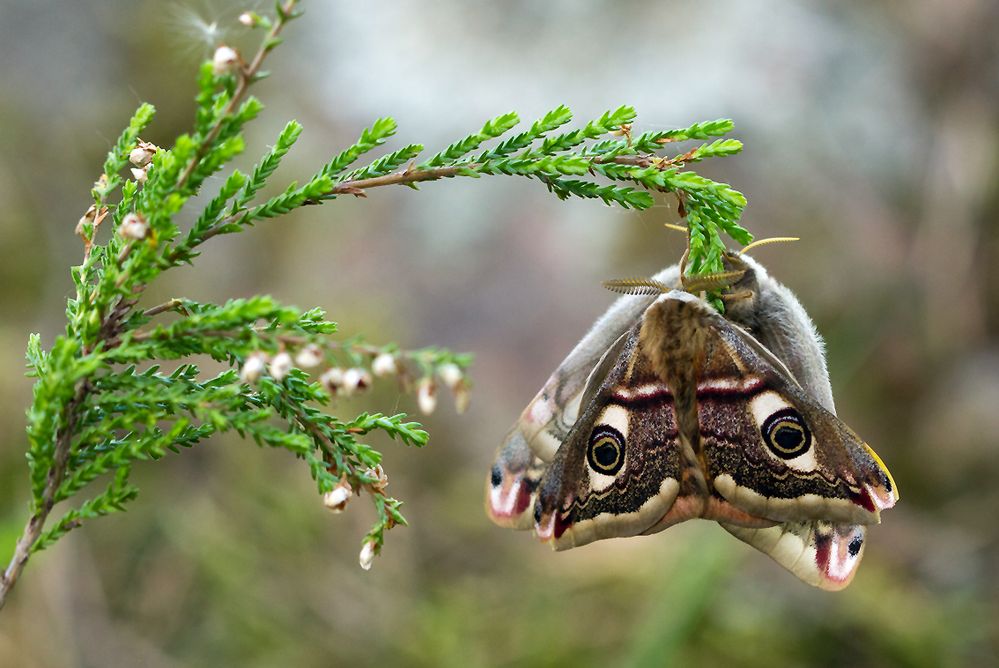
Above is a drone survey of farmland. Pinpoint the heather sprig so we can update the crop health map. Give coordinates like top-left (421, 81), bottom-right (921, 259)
top-left (1, 0), bottom-right (749, 608)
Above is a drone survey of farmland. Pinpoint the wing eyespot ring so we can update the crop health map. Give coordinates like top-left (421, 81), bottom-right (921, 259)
top-left (586, 426), bottom-right (625, 475)
top-left (761, 408), bottom-right (811, 459)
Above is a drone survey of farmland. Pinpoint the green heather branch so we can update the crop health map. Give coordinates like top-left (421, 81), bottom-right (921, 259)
top-left (1, 0), bottom-right (750, 609)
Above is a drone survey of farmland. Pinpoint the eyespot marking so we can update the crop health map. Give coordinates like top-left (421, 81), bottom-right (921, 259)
top-left (848, 534), bottom-right (863, 557)
top-left (586, 426), bottom-right (625, 477)
top-left (761, 408), bottom-right (812, 459)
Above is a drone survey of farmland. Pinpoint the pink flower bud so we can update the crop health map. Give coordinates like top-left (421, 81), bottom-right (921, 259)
top-left (118, 212), bottom-right (149, 240)
top-left (212, 45), bottom-right (240, 75)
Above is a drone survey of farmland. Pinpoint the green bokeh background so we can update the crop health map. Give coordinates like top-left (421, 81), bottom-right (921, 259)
top-left (1, 1), bottom-right (997, 666)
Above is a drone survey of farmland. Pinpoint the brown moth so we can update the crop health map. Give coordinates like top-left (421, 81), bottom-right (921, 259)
top-left (486, 254), bottom-right (898, 590)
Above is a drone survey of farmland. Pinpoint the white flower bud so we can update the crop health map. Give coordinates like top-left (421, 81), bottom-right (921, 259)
top-left (437, 362), bottom-right (463, 390)
top-left (322, 478), bottom-right (353, 513)
top-left (269, 351), bottom-right (293, 382)
top-left (240, 353), bottom-right (266, 384)
top-left (417, 378), bottom-right (437, 415)
top-left (342, 367), bottom-right (372, 396)
top-left (359, 541), bottom-right (376, 571)
top-left (295, 344), bottom-right (323, 369)
top-left (130, 166), bottom-right (148, 184)
top-left (320, 367), bottom-right (345, 394)
top-left (212, 45), bottom-right (240, 75)
top-left (371, 352), bottom-right (398, 378)
top-left (238, 12), bottom-right (257, 27)
top-left (118, 212), bottom-right (149, 240)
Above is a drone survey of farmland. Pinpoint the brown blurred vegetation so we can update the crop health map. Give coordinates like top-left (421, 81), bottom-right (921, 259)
top-left (0, 1), bottom-right (997, 666)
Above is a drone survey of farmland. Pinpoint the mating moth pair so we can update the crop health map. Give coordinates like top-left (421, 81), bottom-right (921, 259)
top-left (486, 254), bottom-right (897, 590)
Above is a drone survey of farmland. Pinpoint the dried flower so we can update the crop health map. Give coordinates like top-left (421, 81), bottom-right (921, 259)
top-left (322, 478), bottom-right (353, 513)
top-left (76, 205), bottom-right (97, 238)
top-left (437, 362), bottom-right (463, 390)
top-left (118, 212), bottom-right (149, 240)
top-left (128, 140), bottom-right (157, 167)
top-left (269, 351), bottom-right (293, 382)
top-left (364, 465), bottom-right (388, 493)
top-left (417, 377), bottom-right (437, 415)
top-left (75, 217), bottom-right (90, 239)
top-left (359, 540), bottom-right (376, 571)
top-left (320, 367), bottom-right (345, 394)
top-left (342, 367), bottom-right (372, 396)
top-left (454, 383), bottom-right (471, 414)
top-left (295, 344), bottom-right (323, 369)
top-left (240, 353), bottom-right (267, 384)
top-left (371, 352), bottom-right (398, 378)
top-left (212, 45), bottom-right (240, 75)
top-left (93, 173), bottom-right (109, 193)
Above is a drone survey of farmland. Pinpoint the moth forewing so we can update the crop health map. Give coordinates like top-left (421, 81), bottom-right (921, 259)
top-left (533, 321), bottom-right (685, 550)
top-left (486, 265), bottom-right (680, 529)
top-left (695, 307), bottom-right (897, 525)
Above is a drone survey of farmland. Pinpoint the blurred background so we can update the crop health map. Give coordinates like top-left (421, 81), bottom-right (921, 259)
top-left (1, 1), bottom-right (997, 666)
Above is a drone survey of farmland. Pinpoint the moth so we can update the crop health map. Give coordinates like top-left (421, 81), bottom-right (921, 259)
top-left (486, 254), bottom-right (898, 590)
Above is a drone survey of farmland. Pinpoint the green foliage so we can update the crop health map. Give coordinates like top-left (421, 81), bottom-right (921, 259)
top-left (318, 102), bottom-right (747, 279)
top-left (6, 0), bottom-right (749, 598)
